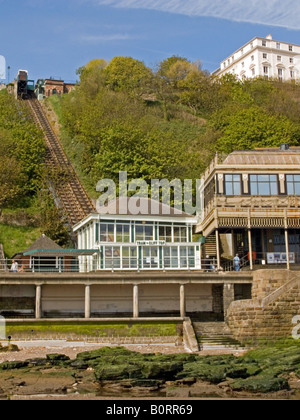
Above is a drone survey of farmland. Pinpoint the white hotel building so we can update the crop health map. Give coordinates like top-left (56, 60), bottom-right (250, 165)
top-left (213, 35), bottom-right (300, 81)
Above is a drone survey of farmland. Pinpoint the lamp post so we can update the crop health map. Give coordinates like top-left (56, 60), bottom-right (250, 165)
top-left (7, 66), bottom-right (10, 83)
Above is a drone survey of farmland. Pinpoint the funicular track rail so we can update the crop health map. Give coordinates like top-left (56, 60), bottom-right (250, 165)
top-left (26, 97), bottom-right (95, 226)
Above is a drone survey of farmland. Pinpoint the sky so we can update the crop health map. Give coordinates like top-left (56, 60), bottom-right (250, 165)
top-left (1, 0), bottom-right (300, 83)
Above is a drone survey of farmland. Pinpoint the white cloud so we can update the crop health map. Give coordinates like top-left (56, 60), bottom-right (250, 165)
top-left (93, 0), bottom-right (300, 30)
top-left (79, 33), bottom-right (132, 43)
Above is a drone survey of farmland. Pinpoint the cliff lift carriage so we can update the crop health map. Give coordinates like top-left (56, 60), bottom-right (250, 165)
top-left (17, 70), bottom-right (35, 99)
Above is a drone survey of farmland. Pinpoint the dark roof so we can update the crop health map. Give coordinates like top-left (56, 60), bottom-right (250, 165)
top-left (23, 234), bottom-right (62, 253)
top-left (96, 197), bottom-right (195, 218)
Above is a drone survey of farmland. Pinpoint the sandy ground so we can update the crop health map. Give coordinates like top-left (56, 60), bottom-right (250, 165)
top-left (0, 340), bottom-right (248, 362)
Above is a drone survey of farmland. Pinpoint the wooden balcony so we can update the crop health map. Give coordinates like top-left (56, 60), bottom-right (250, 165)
top-left (198, 195), bottom-right (300, 237)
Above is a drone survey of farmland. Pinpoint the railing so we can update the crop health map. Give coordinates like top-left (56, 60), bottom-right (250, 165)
top-left (0, 257), bottom-right (231, 273)
top-left (222, 251), bottom-right (300, 272)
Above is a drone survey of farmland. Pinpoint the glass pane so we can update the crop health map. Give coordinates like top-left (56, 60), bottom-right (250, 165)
top-left (250, 182), bottom-right (258, 195)
top-left (294, 184), bottom-right (300, 195)
top-left (107, 225), bottom-right (114, 242)
top-left (258, 182), bottom-right (270, 195)
top-left (270, 182), bottom-right (278, 195)
top-left (258, 175), bottom-right (269, 182)
top-left (225, 182), bottom-right (233, 195)
top-left (287, 183), bottom-right (294, 195)
top-left (233, 182), bottom-right (241, 195)
top-left (135, 226), bottom-right (144, 240)
top-left (180, 227), bottom-right (187, 242)
top-left (145, 226), bottom-right (153, 240)
top-left (233, 175), bottom-right (241, 182)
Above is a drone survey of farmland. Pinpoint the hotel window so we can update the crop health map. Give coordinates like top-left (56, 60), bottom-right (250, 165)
top-left (290, 58), bottom-right (294, 64)
top-left (286, 175), bottom-right (300, 195)
top-left (276, 42), bottom-right (281, 49)
top-left (251, 55), bottom-right (254, 61)
top-left (263, 66), bottom-right (269, 76)
top-left (278, 68), bottom-right (283, 80)
top-left (224, 175), bottom-right (242, 196)
top-left (250, 175), bottom-right (278, 196)
top-left (291, 70), bottom-right (295, 79)
top-left (289, 45), bottom-right (293, 52)
top-left (263, 53), bottom-right (268, 59)
top-left (252, 68), bottom-right (256, 76)
top-left (262, 40), bottom-right (267, 47)
top-left (277, 56), bottom-right (282, 62)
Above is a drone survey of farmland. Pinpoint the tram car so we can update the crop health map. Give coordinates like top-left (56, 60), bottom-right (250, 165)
top-left (16, 70), bottom-right (35, 98)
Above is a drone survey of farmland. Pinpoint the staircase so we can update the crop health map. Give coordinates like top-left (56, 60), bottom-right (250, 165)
top-left (203, 235), bottom-right (217, 258)
top-left (193, 322), bottom-right (245, 351)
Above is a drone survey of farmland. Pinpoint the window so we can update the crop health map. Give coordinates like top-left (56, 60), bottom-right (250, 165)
top-left (291, 70), bottom-right (295, 79)
top-left (242, 62), bottom-right (245, 68)
top-left (290, 58), bottom-right (294, 64)
top-left (204, 178), bottom-right (215, 207)
top-left (100, 223), bottom-right (115, 242)
top-left (251, 55), bottom-right (254, 61)
top-left (224, 175), bottom-right (242, 196)
top-left (262, 40), bottom-right (267, 47)
top-left (286, 175), bottom-right (300, 195)
top-left (277, 56), bottom-right (282, 62)
top-left (173, 226), bottom-right (187, 243)
top-left (250, 175), bottom-right (278, 195)
top-left (159, 226), bottom-right (172, 243)
top-left (263, 53), bottom-right (268, 59)
top-left (263, 66), bottom-right (269, 77)
top-left (276, 42), bottom-right (281, 49)
top-left (116, 224), bottom-right (130, 243)
top-left (135, 224), bottom-right (153, 241)
top-left (252, 68), bottom-right (256, 76)
top-left (289, 45), bottom-right (293, 52)
top-left (278, 68), bottom-right (283, 80)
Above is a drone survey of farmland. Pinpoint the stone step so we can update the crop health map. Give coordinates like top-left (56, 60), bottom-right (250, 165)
top-left (193, 321), bottom-right (245, 351)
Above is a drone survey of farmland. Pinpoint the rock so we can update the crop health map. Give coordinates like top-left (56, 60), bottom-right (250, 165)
top-left (0, 361), bottom-right (28, 370)
top-left (231, 376), bottom-right (289, 393)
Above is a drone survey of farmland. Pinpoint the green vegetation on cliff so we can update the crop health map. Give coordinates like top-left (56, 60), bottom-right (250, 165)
top-left (47, 57), bottom-right (300, 201)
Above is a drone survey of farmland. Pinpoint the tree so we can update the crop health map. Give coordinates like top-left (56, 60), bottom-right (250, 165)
top-left (105, 57), bottom-right (152, 96)
top-left (216, 106), bottom-right (300, 153)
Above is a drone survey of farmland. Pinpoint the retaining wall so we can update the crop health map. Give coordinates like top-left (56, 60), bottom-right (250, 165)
top-left (227, 270), bottom-right (300, 344)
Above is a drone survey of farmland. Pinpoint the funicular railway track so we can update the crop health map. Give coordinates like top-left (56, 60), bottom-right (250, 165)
top-left (26, 96), bottom-right (95, 226)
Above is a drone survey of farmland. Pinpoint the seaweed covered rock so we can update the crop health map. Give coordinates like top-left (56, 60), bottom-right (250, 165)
top-left (141, 362), bottom-right (183, 380)
top-left (231, 376), bottom-right (289, 393)
top-left (0, 361), bottom-right (28, 370)
top-left (46, 354), bottom-right (71, 366)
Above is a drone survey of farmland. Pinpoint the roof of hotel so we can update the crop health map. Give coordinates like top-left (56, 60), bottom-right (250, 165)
top-left (222, 147), bottom-right (300, 166)
top-left (96, 197), bottom-right (195, 218)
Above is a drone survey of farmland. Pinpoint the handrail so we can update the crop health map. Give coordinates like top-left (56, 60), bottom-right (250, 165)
top-left (261, 273), bottom-right (300, 307)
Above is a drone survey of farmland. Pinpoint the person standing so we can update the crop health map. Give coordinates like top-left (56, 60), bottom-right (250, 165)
top-left (10, 260), bottom-right (18, 273)
top-left (233, 254), bottom-right (241, 272)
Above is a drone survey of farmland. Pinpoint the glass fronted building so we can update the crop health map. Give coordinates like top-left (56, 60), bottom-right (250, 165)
top-left (73, 198), bottom-right (201, 272)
